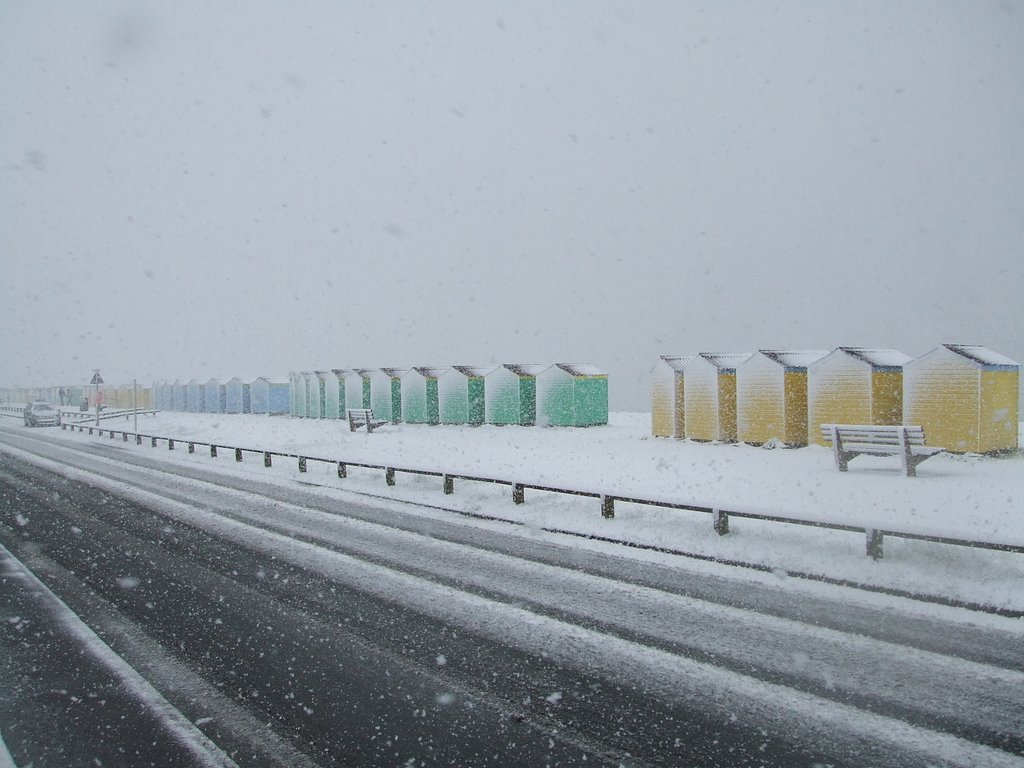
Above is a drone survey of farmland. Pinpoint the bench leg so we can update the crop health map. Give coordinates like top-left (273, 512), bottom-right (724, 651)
top-left (830, 426), bottom-right (849, 471)
top-left (900, 429), bottom-right (916, 477)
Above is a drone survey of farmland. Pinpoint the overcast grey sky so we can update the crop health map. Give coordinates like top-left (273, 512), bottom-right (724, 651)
top-left (2, 1), bottom-right (1022, 409)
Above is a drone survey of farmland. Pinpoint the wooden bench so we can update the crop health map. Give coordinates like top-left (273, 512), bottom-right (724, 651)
top-left (347, 408), bottom-right (386, 433)
top-left (820, 424), bottom-right (943, 477)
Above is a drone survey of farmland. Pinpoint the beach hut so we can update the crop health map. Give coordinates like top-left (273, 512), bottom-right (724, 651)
top-left (225, 378), bottom-right (250, 415)
top-left (651, 356), bottom-right (692, 438)
top-left (485, 364), bottom-right (547, 426)
top-left (737, 350), bottom-right (828, 446)
top-left (225, 377), bottom-right (251, 414)
top-left (251, 377), bottom-right (290, 415)
top-left (187, 379), bottom-right (205, 413)
top-left (340, 370), bottom-right (369, 412)
top-left (204, 378), bottom-right (227, 414)
top-left (438, 366), bottom-right (492, 425)
top-left (537, 364), bottom-right (609, 427)
top-left (380, 370), bottom-right (407, 423)
top-left (376, 368), bottom-right (408, 422)
top-left (683, 353), bottom-right (751, 442)
top-left (401, 367), bottom-right (445, 424)
top-left (287, 373), bottom-right (297, 416)
top-left (807, 348), bottom-right (910, 446)
top-left (315, 370), bottom-right (342, 419)
top-left (301, 371), bottom-right (322, 418)
top-left (333, 370), bottom-right (354, 417)
top-left (904, 344), bottom-right (1019, 454)
top-left (171, 380), bottom-right (188, 411)
top-left (151, 381), bottom-right (164, 410)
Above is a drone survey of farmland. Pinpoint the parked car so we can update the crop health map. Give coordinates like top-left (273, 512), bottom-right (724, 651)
top-left (24, 401), bottom-right (61, 427)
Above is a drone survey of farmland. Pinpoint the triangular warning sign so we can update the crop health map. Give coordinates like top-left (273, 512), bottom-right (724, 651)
top-left (90, 372), bottom-right (104, 385)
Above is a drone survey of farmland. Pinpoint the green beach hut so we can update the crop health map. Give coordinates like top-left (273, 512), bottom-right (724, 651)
top-left (536, 364), bottom-right (609, 427)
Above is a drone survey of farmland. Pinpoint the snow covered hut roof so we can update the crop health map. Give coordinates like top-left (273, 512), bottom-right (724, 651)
top-left (381, 367), bottom-right (410, 378)
top-left (412, 366), bottom-right (448, 378)
top-left (452, 365), bottom-right (495, 378)
top-left (942, 345), bottom-right (1019, 368)
top-left (502, 364), bottom-right (549, 377)
top-left (658, 355), bottom-right (693, 373)
top-left (758, 350), bottom-right (829, 370)
top-left (554, 363), bottom-right (606, 377)
top-left (837, 347), bottom-right (912, 368)
top-left (698, 353), bottom-right (752, 372)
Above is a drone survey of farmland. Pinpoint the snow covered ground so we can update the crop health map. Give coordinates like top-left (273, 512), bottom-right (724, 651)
top-left (51, 410), bottom-right (1024, 614)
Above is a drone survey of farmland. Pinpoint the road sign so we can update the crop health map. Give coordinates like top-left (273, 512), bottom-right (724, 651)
top-left (91, 372), bottom-right (104, 385)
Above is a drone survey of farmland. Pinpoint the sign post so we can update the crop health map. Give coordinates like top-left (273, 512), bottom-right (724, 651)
top-left (90, 370), bottom-right (104, 427)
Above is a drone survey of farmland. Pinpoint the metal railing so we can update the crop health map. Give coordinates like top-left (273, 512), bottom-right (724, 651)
top-left (54, 421), bottom-right (1024, 563)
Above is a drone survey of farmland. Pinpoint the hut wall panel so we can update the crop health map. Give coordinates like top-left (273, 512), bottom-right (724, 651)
top-left (651, 363), bottom-right (675, 437)
top-left (737, 355), bottom-right (783, 444)
top-left (537, 372), bottom-right (574, 427)
top-left (683, 362), bottom-right (719, 441)
top-left (717, 373), bottom-right (738, 442)
top-left (322, 373), bottom-right (341, 419)
top-left (782, 370), bottom-right (810, 446)
top-left (980, 370), bottom-right (1019, 453)
top-left (401, 375), bottom-right (430, 424)
top-left (870, 370), bottom-right (904, 426)
top-left (905, 360), bottom-right (979, 452)
top-left (486, 368), bottom-right (521, 426)
top-left (368, 373), bottom-right (395, 422)
top-left (808, 357), bottom-right (871, 445)
top-left (575, 377), bottom-right (608, 426)
top-left (439, 374), bottom-right (468, 424)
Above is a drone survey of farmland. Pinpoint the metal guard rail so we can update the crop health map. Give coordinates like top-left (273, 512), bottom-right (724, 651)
top-left (57, 421), bottom-right (1024, 563)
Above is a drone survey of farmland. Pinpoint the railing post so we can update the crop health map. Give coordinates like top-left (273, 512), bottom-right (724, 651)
top-left (264, 451), bottom-right (273, 468)
top-left (713, 509), bottom-right (730, 536)
top-left (443, 474), bottom-right (454, 494)
top-left (235, 448), bottom-right (243, 462)
top-left (61, 423), bottom-right (66, 431)
top-left (298, 456), bottom-right (307, 473)
top-left (385, 468), bottom-right (396, 486)
top-left (136, 434), bottom-right (142, 445)
top-left (122, 432), bottom-right (128, 442)
top-left (210, 445), bottom-right (218, 458)
top-left (88, 427), bottom-right (93, 435)
top-left (512, 483), bottom-right (525, 505)
top-left (110, 430), bottom-right (115, 439)
top-left (151, 436), bottom-right (157, 447)
top-left (337, 462), bottom-right (346, 478)
top-left (188, 442), bottom-right (195, 454)
top-left (601, 495), bottom-right (615, 519)
top-left (867, 529), bottom-right (884, 560)
top-left (168, 439), bottom-right (174, 451)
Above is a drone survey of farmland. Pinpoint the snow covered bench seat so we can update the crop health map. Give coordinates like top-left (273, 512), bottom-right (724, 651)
top-left (820, 424), bottom-right (944, 477)
top-left (347, 408), bottom-right (386, 433)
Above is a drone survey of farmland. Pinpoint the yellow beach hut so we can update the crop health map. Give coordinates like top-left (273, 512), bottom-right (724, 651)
top-left (904, 344), bottom-right (1019, 454)
top-left (807, 347), bottom-right (911, 446)
top-left (737, 350), bottom-right (828, 446)
top-left (683, 353), bottom-right (751, 442)
top-left (651, 356), bottom-right (692, 438)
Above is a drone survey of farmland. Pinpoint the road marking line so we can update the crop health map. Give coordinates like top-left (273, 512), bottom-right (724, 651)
top-left (0, 542), bottom-right (238, 768)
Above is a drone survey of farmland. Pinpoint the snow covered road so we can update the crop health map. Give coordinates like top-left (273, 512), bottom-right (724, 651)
top-left (1, 425), bottom-right (1022, 766)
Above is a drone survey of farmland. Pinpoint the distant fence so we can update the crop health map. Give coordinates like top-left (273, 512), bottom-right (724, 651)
top-left (49, 421), bottom-right (1024, 564)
